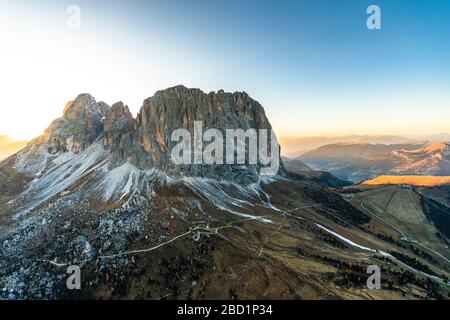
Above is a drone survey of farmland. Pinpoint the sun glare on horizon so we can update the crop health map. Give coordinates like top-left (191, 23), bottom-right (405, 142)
top-left (1, 0), bottom-right (449, 141)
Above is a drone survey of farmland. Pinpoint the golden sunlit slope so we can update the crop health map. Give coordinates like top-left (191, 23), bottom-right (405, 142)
top-left (0, 135), bottom-right (27, 161)
top-left (363, 175), bottom-right (450, 187)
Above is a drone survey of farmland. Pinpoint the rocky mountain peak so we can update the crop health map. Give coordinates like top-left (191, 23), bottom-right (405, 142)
top-left (104, 102), bottom-right (134, 131)
top-left (104, 102), bottom-right (135, 151)
top-left (128, 85), bottom-right (282, 183)
top-left (62, 93), bottom-right (107, 120)
top-left (13, 86), bottom-right (283, 183)
top-left (41, 94), bottom-right (108, 154)
top-left (136, 86), bottom-right (269, 133)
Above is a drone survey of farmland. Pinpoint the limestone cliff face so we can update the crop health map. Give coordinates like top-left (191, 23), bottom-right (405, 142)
top-left (103, 102), bottom-right (135, 150)
top-left (16, 86), bottom-right (284, 183)
top-left (127, 85), bottom-right (281, 182)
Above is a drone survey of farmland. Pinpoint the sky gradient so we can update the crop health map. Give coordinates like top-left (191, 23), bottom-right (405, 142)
top-left (0, 0), bottom-right (449, 140)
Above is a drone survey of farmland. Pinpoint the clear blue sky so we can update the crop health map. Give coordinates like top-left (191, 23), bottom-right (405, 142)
top-left (1, 0), bottom-right (449, 139)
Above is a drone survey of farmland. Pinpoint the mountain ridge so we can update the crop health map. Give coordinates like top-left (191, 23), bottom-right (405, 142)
top-left (11, 85), bottom-right (285, 187)
top-left (299, 141), bottom-right (450, 183)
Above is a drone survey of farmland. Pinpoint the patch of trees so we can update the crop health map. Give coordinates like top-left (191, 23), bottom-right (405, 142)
top-left (302, 186), bottom-right (371, 225)
top-left (375, 234), bottom-right (438, 265)
top-left (436, 232), bottom-right (450, 247)
top-left (339, 188), bottom-right (364, 194)
top-left (315, 228), bottom-right (348, 249)
top-left (389, 251), bottom-right (438, 277)
top-left (420, 196), bottom-right (450, 239)
top-left (376, 233), bottom-right (397, 244)
top-left (287, 171), bottom-right (349, 188)
top-left (318, 257), bottom-right (370, 288)
top-left (156, 238), bottom-right (215, 298)
top-left (408, 245), bottom-right (438, 265)
top-left (374, 256), bottom-right (446, 299)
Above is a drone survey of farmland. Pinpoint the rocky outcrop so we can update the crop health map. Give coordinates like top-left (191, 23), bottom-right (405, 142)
top-left (103, 102), bottom-right (135, 150)
top-left (43, 94), bottom-right (108, 154)
top-left (126, 85), bottom-right (283, 183)
top-left (13, 86), bottom-right (284, 183)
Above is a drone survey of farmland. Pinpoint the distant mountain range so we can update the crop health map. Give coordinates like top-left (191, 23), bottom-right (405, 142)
top-left (411, 133), bottom-right (450, 142)
top-left (282, 157), bottom-right (349, 188)
top-left (279, 135), bottom-right (416, 157)
top-left (280, 134), bottom-right (450, 157)
top-left (298, 141), bottom-right (450, 183)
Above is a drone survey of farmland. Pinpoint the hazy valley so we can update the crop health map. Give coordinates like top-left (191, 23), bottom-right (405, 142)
top-left (297, 141), bottom-right (450, 183)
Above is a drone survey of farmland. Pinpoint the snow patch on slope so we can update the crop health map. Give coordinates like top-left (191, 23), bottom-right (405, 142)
top-left (14, 145), bottom-right (51, 175)
top-left (13, 143), bottom-right (109, 218)
top-left (315, 223), bottom-right (448, 284)
top-left (95, 162), bottom-right (175, 202)
top-left (182, 177), bottom-right (272, 223)
top-left (97, 162), bottom-right (140, 201)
